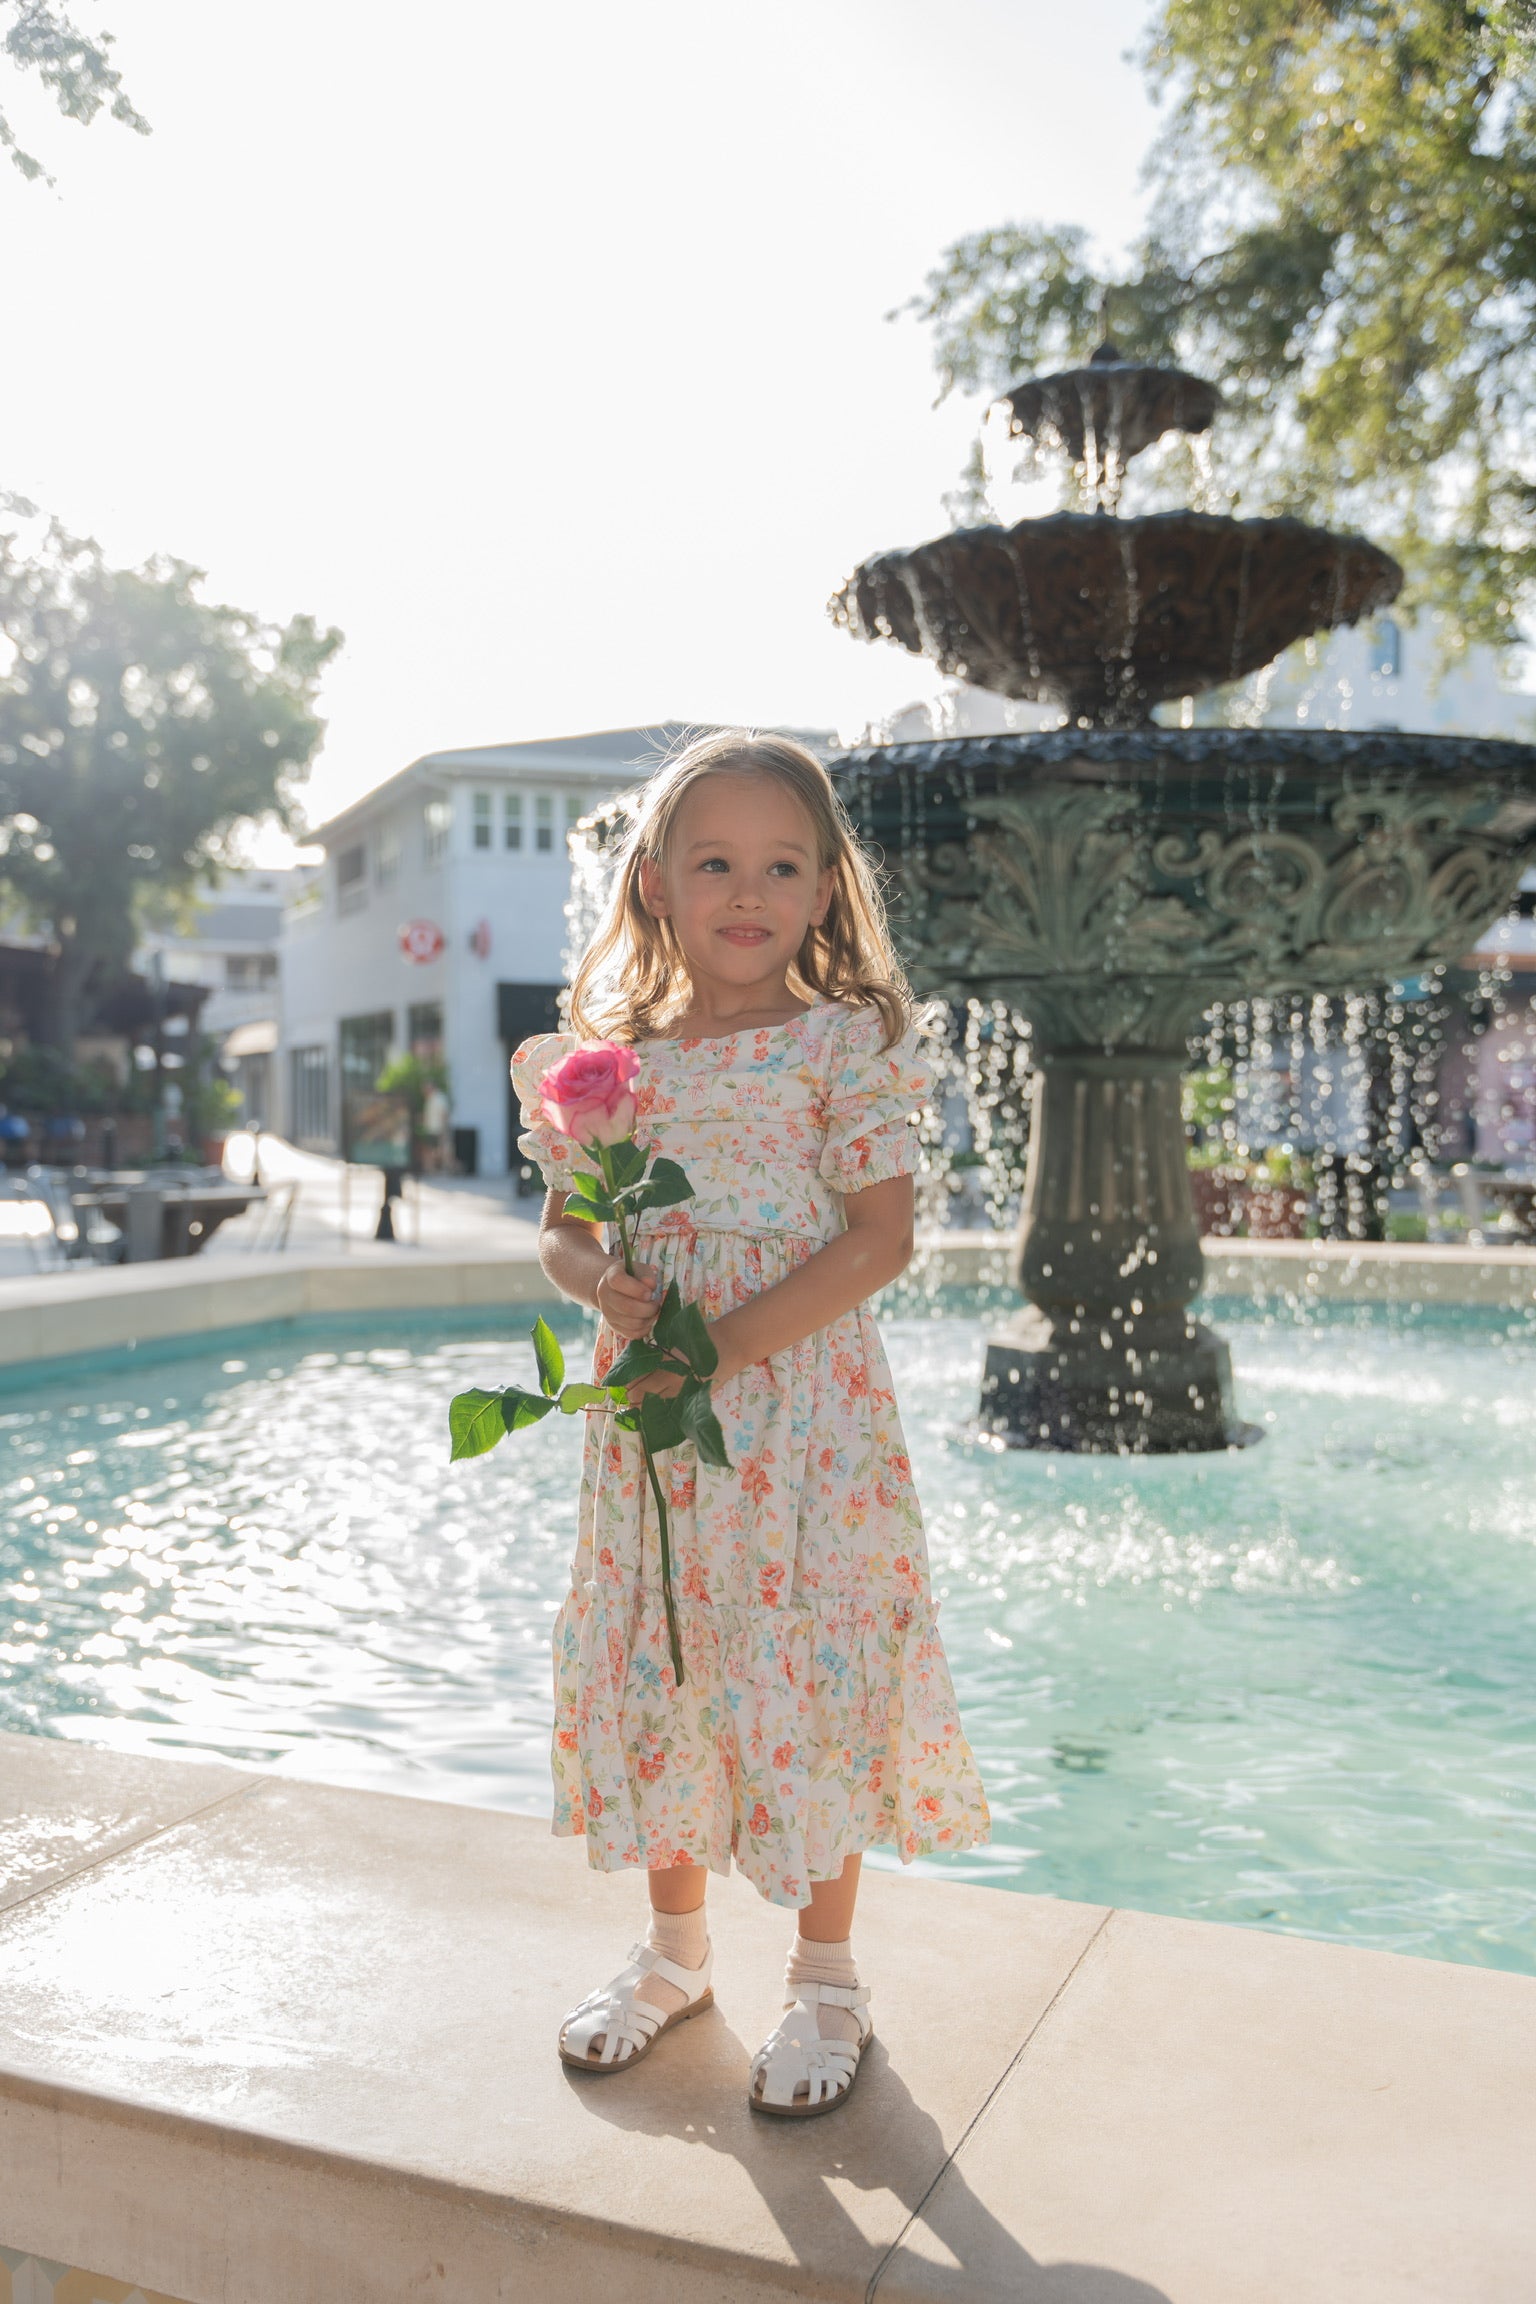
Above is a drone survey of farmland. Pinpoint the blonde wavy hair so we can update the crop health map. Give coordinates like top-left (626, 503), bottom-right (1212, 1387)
top-left (568, 729), bottom-right (913, 1050)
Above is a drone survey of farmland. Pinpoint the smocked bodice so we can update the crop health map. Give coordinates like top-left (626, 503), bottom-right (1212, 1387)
top-left (512, 1000), bottom-right (931, 1244)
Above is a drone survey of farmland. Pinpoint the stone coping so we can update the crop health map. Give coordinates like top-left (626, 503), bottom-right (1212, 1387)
top-left (922, 1231), bottom-right (1536, 1308)
top-left (3, 1234), bottom-right (1533, 1376)
top-left (0, 1249), bottom-right (557, 1372)
top-left (0, 1733), bottom-right (1531, 2302)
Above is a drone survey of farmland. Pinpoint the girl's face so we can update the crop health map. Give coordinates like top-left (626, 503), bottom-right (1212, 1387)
top-left (642, 772), bottom-right (834, 998)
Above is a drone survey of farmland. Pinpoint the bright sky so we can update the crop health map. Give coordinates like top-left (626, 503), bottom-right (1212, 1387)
top-left (1, 0), bottom-right (1159, 839)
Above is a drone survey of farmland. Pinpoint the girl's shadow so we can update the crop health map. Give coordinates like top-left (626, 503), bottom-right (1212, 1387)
top-left (564, 2004), bottom-right (1175, 2301)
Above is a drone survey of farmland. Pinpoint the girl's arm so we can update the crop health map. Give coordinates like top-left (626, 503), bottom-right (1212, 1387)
top-left (708, 1174), bottom-right (914, 1384)
top-left (538, 1191), bottom-right (661, 1340)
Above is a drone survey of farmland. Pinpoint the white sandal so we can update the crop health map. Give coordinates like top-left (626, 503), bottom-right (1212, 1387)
top-left (748, 1980), bottom-right (873, 2118)
top-left (558, 1940), bottom-right (715, 2073)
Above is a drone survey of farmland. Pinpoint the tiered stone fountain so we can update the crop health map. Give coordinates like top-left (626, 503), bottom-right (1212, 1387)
top-left (830, 347), bottom-right (1536, 1450)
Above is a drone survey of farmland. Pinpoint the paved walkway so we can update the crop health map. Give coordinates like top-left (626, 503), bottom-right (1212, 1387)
top-left (0, 1733), bottom-right (1531, 2303)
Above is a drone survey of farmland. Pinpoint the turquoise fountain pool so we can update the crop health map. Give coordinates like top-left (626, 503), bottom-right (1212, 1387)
top-left (2, 1298), bottom-right (1533, 1973)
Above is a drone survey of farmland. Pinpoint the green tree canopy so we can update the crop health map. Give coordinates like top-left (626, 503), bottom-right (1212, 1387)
top-left (0, 502), bottom-right (341, 1048)
top-left (905, 1), bottom-right (1536, 656)
top-left (1, 1), bottom-right (146, 181)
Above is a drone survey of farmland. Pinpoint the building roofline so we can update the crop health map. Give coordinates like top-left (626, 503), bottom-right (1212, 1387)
top-left (303, 723), bottom-right (705, 850)
top-left (303, 720), bottom-right (839, 851)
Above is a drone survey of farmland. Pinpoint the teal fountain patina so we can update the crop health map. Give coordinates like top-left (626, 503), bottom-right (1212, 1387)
top-left (830, 349), bottom-right (1536, 1451)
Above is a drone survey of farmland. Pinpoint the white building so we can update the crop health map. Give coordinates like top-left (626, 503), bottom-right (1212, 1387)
top-left (276, 726), bottom-right (693, 1177)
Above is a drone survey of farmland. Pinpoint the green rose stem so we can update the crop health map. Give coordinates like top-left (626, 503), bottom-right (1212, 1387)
top-left (594, 1139), bottom-right (687, 1691)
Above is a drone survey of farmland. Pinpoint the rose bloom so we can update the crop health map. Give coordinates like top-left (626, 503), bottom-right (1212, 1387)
top-left (540, 1040), bottom-right (640, 1147)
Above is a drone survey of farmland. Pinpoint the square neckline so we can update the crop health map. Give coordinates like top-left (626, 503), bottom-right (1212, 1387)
top-left (641, 999), bottom-right (839, 1050)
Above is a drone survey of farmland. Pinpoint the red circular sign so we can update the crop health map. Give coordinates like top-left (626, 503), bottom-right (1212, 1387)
top-left (398, 917), bottom-right (445, 964)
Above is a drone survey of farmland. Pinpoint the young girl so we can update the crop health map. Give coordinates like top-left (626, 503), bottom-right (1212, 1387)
top-left (512, 728), bottom-right (989, 2117)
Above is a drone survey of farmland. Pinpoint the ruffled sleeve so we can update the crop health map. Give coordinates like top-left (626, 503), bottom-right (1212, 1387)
top-left (816, 1004), bottom-right (934, 1195)
top-left (510, 1031), bottom-right (580, 1189)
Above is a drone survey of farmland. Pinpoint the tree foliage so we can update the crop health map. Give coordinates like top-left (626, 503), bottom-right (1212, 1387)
top-left (1, 1), bottom-right (146, 182)
top-left (904, 2), bottom-right (1536, 653)
top-left (0, 502), bottom-right (341, 1047)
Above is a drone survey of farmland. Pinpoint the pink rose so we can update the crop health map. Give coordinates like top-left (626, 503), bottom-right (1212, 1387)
top-left (539, 1040), bottom-right (640, 1148)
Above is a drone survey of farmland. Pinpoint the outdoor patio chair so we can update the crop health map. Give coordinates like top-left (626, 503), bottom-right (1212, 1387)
top-left (24, 1165), bottom-right (124, 1266)
top-left (242, 1178), bottom-right (298, 1252)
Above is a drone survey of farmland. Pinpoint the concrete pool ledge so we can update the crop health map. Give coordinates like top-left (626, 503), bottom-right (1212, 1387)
top-left (926, 1230), bottom-right (1536, 1309)
top-left (0, 1247), bottom-right (558, 1370)
top-left (2, 1234), bottom-right (1532, 1376)
top-left (0, 1735), bottom-right (1532, 2302)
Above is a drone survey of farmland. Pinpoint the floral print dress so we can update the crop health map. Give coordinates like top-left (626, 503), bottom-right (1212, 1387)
top-left (511, 999), bottom-right (990, 1910)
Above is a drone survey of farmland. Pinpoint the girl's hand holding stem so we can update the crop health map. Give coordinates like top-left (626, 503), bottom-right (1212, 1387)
top-left (594, 1253), bottom-right (662, 1341)
top-left (542, 1171), bottom-right (914, 1398)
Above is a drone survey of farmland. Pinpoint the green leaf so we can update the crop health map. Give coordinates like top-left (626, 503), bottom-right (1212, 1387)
top-left (634, 1157), bottom-right (693, 1211)
top-left (562, 1188), bottom-right (617, 1223)
top-left (605, 1337), bottom-right (670, 1391)
top-left (653, 1284), bottom-right (716, 1377)
top-left (532, 1315), bottom-right (565, 1398)
top-left (637, 1389), bottom-right (688, 1453)
top-left (449, 1388), bottom-right (509, 1460)
top-left (614, 1407), bottom-right (639, 1432)
top-left (674, 1301), bottom-right (718, 1378)
top-left (650, 1281), bottom-right (686, 1348)
top-left (558, 1382), bottom-right (608, 1414)
top-left (606, 1139), bottom-right (648, 1189)
top-left (501, 1387), bottom-right (556, 1432)
top-left (680, 1382), bottom-right (732, 1469)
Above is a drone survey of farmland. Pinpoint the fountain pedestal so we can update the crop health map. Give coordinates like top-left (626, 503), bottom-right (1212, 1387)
top-left (979, 1047), bottom-right (1240, 1450)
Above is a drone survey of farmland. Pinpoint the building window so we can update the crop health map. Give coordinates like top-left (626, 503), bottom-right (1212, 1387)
top-left (336, 842), bottom-right (367, 915)
top-left (503, 792), bottom-right (523, 851)
top-left (472, 792), bottom-right (493, 850)
top-left (565, 792), bottom-right (585, 839)
top-left (423, 796), bottom-right (451, 865)
top-left (1374, 618), bottom-right (1402, 679)
top-left (374, 816), bottom-right (400, 888)
top-left (225, 953), bottom-right (278, 989)
top-left (289, 1045), bottom-right (331, 1144)
top-left (535, 793), bottom-right (554, 853)
top-left (408, 999), bottom-right (443, 1058)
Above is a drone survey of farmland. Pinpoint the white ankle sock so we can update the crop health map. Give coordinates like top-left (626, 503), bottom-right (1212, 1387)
top-left (639, 1903), bottom-right (710, 2017)
top-left (785, 1931), bottom-right (863, 2044)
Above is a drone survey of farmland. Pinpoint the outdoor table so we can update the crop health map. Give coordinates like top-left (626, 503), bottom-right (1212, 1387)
top-left (72, 1178), bottom-right (267, 1260)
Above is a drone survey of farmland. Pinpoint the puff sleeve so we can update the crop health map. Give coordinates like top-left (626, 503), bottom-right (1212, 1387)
top-left (817, 1004), bottom-right (934, 1195)
top-left (510, 1031), bottom-right (581, 1189)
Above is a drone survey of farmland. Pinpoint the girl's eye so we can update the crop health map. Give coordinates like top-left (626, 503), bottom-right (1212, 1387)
top-left (769, 861), bottom-right (799, 877)
top-left (699, 857), bottom-right (729, 873)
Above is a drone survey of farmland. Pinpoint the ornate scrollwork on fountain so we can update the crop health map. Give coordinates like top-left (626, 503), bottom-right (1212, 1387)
top-left (886, 771), bottom-right (1535, 1056)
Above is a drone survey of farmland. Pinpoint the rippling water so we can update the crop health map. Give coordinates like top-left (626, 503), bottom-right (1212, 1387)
top-left (2, 1299), bottom-right (1533, 1974)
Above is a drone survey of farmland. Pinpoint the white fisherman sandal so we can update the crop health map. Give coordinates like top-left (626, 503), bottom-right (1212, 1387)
top-left (748, 1980), bottom-right (873, 2118)
top-left (558, 1940), bottom-right (715, 2073)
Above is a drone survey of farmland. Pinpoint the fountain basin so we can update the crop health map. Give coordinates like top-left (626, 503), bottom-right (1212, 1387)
top-left (3, 1292), bottom-right (1534, 1969)
top-left (829, 512), bottom-right (1402, 723)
